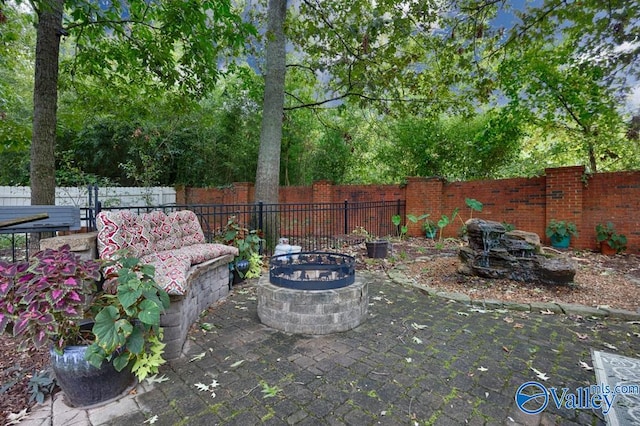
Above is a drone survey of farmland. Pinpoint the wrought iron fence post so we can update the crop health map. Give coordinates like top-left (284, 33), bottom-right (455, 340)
top-left (344, 200), bottom-right (349, 235)
top-left (257, 201), bottom-right (264, 231)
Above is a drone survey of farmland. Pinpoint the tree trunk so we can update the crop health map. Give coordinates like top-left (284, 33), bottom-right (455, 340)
top-left (255, 0), bottom-right (287, 205)
top-left (255, 0), bottom-right (287, 249)
top-left (31, 0), bottom-right (63, 206)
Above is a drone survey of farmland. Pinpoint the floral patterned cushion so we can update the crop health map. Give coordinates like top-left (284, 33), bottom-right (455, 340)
top-left (140, 251), bottom-right (192, 296)
top-left (170, 210), bottom-right (205, 245)
top-left (173, 243), bottom-right (238, 265)
top-left (96, 210), bottom-right (238, 296)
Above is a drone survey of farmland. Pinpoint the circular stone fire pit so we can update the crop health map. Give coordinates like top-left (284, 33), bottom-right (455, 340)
top-left (257, 252), bottom-right (368, 335)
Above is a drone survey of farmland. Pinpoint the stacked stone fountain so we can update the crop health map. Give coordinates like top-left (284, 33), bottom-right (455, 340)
top-left (458, 219), bottom-right (576, 285)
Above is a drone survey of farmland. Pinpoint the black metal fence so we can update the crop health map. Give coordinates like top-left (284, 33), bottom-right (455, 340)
top-left (101, 200), bottom-right (405, 255)
top-left (0, 197), bottom-right (406, 261)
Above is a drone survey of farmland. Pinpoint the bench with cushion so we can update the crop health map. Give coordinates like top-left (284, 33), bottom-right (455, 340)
top-left (96, 209), bottom-right (238, 360)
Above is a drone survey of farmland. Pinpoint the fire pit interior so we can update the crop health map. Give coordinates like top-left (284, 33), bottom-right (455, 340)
top-left (269, 252), bottom-right (355, 290)
top-left (257, 252), bottom-right (368, 335)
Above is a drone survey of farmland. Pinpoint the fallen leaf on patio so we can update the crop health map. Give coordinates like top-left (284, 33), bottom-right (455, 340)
top-left (145, 374), bottom-right (170, 384)
top-left (411, 323), bottom-right (428, 330)
top-left (6, 409), bottom-right (28, 425)
top-left (513, 323), bottom-right (524, 329)
top-left (530, 366), bottom-right (549, 381)
top-left (189, 352), bottom-right (206, 362)
top-left (195, 382), bottom-right (210, 392)
top-left (579, 361), bottom-right (593, 371)
top-left (603, 342), bottom-right (618, 351)
top-left (200, 322), bottom-right (214, 331)
top-left (540, 309), bottom-right (555, 315)
top-left (143, 415), bottom-right (159, 424)
top-left (503, 317), bottom-right (514, 323)
top-left (405, 357), bottom-right (413, 363)
top-left (456, 311), bottom-right (469, 316)
top-left (502, 346), bottom-right (510, 353)
top-left (477, 366), bottom-right (488, 372)
top-left (412, 336), bottom-right (423, 344)
top-left (230, 360), bottom-right (245, 368)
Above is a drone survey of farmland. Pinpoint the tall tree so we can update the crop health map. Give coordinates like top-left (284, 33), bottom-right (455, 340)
top-left (23, 0), bottom-right (253, 205)
top-left (254, 0), bottom-right (287, 205)
top-left (31, 0), bottom-right (63, 205)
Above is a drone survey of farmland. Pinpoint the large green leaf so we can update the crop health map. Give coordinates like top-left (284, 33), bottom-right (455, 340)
top-left (93, 306), bottom-right (132, 351)
top-left (137, 300), bottom-right (161, 326)
top-left (118, 283), bottom-right (143, 311)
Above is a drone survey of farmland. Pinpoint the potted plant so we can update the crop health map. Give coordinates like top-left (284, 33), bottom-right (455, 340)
top-left (0, 245), bottom-right (170, 407)
top-left (595, 222), bottom-right (627, 254)
top-left (219, 216), bottom-right (264, 283)
top-left (404, 213), bottom-right (437, 239)
top-left (422, 219), bottom-right (437, 239)
top-left (545, 219), bottom-right (578, 249)
top-left (352, 226), bottom-right (389, 258)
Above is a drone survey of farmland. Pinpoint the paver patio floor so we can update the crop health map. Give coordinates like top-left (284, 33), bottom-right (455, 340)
top-left (24, 270), bottom-right (640, 425)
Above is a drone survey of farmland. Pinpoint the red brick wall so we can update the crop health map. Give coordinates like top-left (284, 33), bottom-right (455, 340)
top-left (177, 167), bottom-right (640, 253)
top-left (583, 171), bottom-right (640, 253)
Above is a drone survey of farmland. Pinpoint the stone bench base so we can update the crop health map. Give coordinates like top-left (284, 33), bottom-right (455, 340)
top-left (161, 255), bottom-right (232, 360)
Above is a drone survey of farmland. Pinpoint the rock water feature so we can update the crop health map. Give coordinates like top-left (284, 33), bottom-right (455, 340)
top-left (458, 219), bottom-right (576, 285)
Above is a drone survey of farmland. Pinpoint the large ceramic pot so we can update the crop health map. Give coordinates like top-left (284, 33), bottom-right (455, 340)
top-left (550, 235), bottom-right (571, 249)
top-left (50, 345), bottom-right (135, 407)
top-left (600, 241), bottom-right (617, 255)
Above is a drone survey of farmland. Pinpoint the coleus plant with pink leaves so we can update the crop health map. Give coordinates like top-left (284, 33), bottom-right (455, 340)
top-left (0, 245), bottom-right (101, 354)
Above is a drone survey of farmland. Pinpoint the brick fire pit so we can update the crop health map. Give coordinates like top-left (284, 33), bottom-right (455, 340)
top-left (257, 252), bottom-right (368, 334)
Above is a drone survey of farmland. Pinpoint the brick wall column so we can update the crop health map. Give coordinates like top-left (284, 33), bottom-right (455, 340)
top-left (405, 177), bottom-right (444, 237)
top-left (545, 166), bottom-right (586, 248)
top-left (312, 180), bottom-right (333, 204)
top-left (232, 182), bottom-right (254, 204)
top-left (312, 180), bottom-right (333, 236)
top-left (175, 186), bottom-right (186, 204)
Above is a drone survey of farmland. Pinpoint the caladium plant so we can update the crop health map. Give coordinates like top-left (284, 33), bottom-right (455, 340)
top-left (0, 246), bottom-right (170, 382)
top-left (86, 256), bottom-right (170, 380)
top-left (0, 245), bottom-right (101, 354)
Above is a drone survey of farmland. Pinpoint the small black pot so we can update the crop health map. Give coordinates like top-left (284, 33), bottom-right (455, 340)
top-left (232, 259), bottom-right (250, 284)
top-left (366, 240), bottom-right (389, 258)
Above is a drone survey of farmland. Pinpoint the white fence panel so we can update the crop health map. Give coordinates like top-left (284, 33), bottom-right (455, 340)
top-left (0, 186), bottom-right (176, 207)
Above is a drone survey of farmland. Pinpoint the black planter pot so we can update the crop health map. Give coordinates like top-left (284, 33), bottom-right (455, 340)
top-left (50, 345), bottom-right (135, 408)
top-left (232, 259), bottom-right (250, 284)
top-left (366, 240), bottom-right (389, 258)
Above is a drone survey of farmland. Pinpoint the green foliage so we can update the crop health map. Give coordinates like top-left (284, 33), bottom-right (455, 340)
top-left (380, 110), bottom-right (523, 182)
top-left (0, 5), bottom-right (34, 186)
top-left (245, 252), bottom-right (264, 279)
top-left (0, 245), bottom-right (101, 353)
top-left (437, 209), bottom-right (459, 243)
top-left (218, 216), bottom-right (263, 262)
top-left (457, 198), bottom-right (484, 234)
top-left (27, 369), bottom-right (56, 404)
top-left (217, 216), bottom-right (264, 279)
top-left (55, 71), bottom-right (263, 187)
top-left (394, 213), bottom-right (433, 239)
top-left (86, 256), bottom-right (170, 381)
top-left (545, 220), bottom-right (578, 242)
top-left (260, 381), bottom-right (282, 399)
top-left (61, 0), bottom-right (256, 98)
top-left (595, 222), bottom-right (627, 253)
